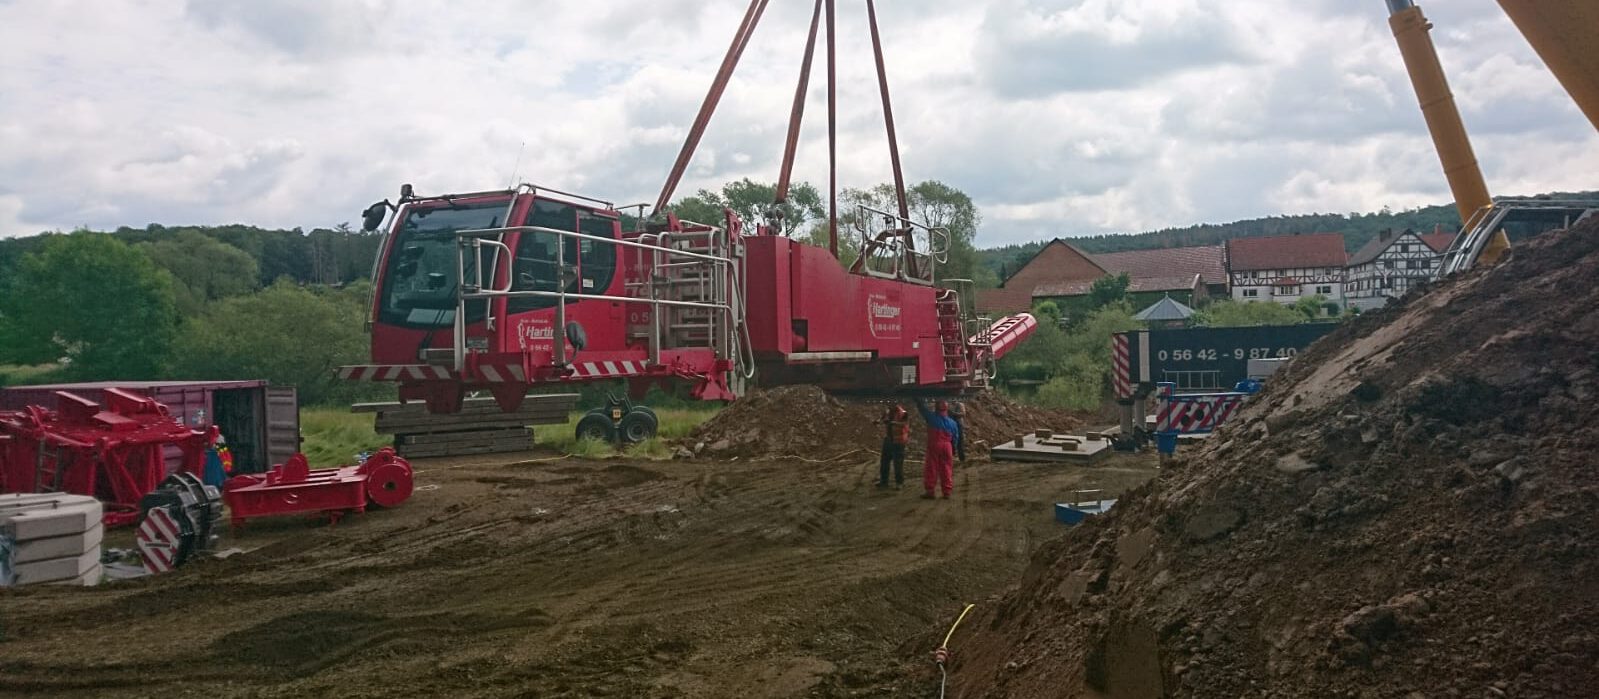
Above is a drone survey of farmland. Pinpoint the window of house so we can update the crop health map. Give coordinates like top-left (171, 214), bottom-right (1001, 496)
top-left (1316, 285), bottom-right (1333, 295)
top-left (1242, 288), bottom-right (1259, 298)
top-left (1384, 260), bottom-right (1396, 269)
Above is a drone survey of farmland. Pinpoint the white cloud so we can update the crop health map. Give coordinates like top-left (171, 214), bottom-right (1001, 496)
top-left (0, 0), bottom-right (1593, 246)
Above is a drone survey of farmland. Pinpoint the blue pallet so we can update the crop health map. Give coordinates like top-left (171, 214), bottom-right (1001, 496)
top-left (1055, 499), bottom-right (1117, 525)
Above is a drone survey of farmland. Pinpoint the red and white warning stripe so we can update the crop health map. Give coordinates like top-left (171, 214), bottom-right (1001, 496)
top-left (568, 360), bottom-right (648, 378)
top-left (1156, 386), bottom-right (1245, 435)
top-left (475, 364), bottom-right (527, 383)
top-left (1112, 332), bottom-right (1132, 399)
top-left (136, 506), bottom-right (182, 574)
top-left (337, 364), bottom-right (454, 382)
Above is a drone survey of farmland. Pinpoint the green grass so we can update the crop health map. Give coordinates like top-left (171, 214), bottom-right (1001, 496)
top-left (299, 408), bottom-right (391, 467)
top-left (0, 363), bottom-right (60, 386)
top-left (295, 405), bottom-right (717, 466)
top-left (535, 407), bottom-right (718, 459)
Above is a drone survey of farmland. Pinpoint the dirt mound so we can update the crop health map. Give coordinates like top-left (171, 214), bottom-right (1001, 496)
top-left (951, 219), bottom-right (1599, 698)
top-left (686, 385), bottom-right (1085, 460)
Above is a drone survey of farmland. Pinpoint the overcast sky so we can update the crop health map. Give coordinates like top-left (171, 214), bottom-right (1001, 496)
top-left (0, 0), bottom-right (1593, 246)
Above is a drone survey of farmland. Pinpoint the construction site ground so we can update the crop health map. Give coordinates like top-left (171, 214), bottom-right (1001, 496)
top-left (0, 446), bottom-right (1157, 698)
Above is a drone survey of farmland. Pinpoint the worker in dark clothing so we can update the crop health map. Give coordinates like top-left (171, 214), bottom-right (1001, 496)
top-left (876, 404), bottom-right (910, 489)
top-left (949, 401), bottom-right (968, 461)
top-left (915, 398), bottom-right (961, 499)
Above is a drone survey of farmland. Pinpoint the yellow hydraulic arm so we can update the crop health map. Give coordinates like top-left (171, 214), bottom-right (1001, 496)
top-left (1385, 0), bottom-right (1492, 226)
top-left (1497, 1), bottom-right (1599, 135)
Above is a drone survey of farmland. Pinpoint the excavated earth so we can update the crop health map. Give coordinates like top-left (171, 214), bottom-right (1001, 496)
top-left (687, 385), bottom-right (1086, 460)
top-left (950, 218), bottom-right (1599, 698)
top-left (0, 447), bottom-right (1155, 697)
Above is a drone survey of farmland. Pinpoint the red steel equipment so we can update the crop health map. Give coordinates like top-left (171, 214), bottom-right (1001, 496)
top-left (0, 389), bottom-right (208, 527)
top-left (341, 0), bottom-right (1036, 426)
top-left (221, 448), bottom-right (414, 528)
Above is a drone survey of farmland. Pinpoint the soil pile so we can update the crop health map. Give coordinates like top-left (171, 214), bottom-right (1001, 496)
top-left (951, 218), bottom-right (1599, 698)
top-left (686, 385), bottom-right (1085, 460)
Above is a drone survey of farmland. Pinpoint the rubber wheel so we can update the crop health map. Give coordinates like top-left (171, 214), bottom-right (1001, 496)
top-left (618, 408), bottom-right (658, 444)
top-left (575, 412), bottom-right (617, 443)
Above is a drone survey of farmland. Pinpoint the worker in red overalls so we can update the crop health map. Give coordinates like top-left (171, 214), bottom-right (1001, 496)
top-left (876, 404), bottom-right (911, 489)
top-left (915, 398), bottom-right (962, 500)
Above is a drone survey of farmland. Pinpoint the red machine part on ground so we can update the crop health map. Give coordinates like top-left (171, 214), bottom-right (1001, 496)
top-left (0, 389), bottom-right (208, 527)
top-left (221, 448), bottom-right (414, 528)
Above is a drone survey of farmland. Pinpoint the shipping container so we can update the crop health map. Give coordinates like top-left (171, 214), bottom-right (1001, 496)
top-left (0, 380), bottom-right (299, 474)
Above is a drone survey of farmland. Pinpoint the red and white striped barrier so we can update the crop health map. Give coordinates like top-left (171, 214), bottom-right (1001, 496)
top-left (1112, 333), bottom-right (1132, 399)
top-left (135, 506), bottom-right (182, 574)
top-left (1154, 382), bottom-right (1246, 435)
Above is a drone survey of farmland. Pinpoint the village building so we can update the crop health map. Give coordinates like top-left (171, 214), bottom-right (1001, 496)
top-left (1225, 233), bottom-right (1348, 308)
top-left (976, 239), bottom-right (1107, 314)
top-left (1345, 229), bottom-right (1454, 310)
top-left (976, 241), bottom-right (1228, 317)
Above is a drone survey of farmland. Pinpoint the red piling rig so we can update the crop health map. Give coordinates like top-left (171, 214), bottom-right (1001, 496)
top-left (0, 389), bottom-right (208, 527)
top-left (221, 448), bottom-right (414, 528)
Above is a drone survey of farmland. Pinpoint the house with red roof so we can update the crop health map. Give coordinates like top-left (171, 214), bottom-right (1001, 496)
top-left (978, 240), bottom-right (1231, 316)
top-left (1093, 245), bottom-right (1229, 299)
top-left (1345, 228), bottom-right (1454, 309)
top-left (976, 239), bottom-right (1107, 314)
top-left (1225, 233), bottom-right (1348, 308)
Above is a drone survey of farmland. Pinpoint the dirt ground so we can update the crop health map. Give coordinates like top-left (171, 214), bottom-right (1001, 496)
top-left (952, 218), bottom-right (1599, 698)
top-left (0, 446), bottom-right (1156, 697)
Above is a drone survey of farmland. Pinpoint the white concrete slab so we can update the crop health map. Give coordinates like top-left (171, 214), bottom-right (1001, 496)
top-left (0, 493), bottom-right (103, 540)
top-left (4, 523), bottom-right (104, 564)
top-left (1, 546), bottom-right (99, 586)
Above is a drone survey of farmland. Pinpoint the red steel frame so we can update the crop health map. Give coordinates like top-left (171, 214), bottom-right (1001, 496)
top-left (0, 389), bottom-right (208, 527)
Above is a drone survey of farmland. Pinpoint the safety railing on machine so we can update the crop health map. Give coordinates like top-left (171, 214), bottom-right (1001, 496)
top-left (850, 204), bottom-right (950, 286)
top-left (449, 220), bottom-right (746, 378)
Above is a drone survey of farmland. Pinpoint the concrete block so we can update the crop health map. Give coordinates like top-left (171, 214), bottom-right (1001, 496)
top-left (51, 563), bottom-right (102, 587)
top-left (1, 547), bottom-right (100, 586)
top-left (4, 523), bottom-right (104, 564)
top-left (0, 493), bottom-right (102, 541)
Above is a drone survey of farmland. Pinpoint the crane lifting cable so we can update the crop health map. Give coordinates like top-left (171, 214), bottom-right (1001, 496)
top-left (650, 0), bottom-right (914, 264)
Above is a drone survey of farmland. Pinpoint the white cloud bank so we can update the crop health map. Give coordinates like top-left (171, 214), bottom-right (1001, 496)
top-left (0, 0), bottom-right (1592, 246)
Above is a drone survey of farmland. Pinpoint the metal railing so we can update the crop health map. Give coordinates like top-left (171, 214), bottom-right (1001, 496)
top-left (1439, 197), bottom-right (1599, 277)
top-left (850, 204), bottom-right (950, 286)
top-left (448, 219), bottom-right (748, 379)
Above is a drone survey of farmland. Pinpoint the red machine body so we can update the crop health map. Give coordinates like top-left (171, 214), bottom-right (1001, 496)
top-left (0, 389), bottom-right (207, 526)
top-left (339, 191), bottom-right (1036, 413)
top-left (221, 448), bottom-right (414, 527)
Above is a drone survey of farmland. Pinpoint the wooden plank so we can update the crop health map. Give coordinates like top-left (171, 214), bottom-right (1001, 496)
top-left (371, 403), bottom-right (574, 418)
top-left (397, 441), bottom-right (537, 459)
top-left (353, 394), bottom-right (580, 413)
top-left (374, 415), bottom-right (567, 435)
top-left (398, 429), bottom-right (531, 446)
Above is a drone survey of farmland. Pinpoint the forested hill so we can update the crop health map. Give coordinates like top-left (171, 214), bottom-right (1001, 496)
top-left (982, 191), bottom-right (1599, 278)
top-left (0, 223), bottom-right (382, 290)
top-left (980, 202), bottom-right (1466, 279)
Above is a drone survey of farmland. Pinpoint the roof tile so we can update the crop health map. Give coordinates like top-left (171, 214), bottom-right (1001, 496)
top-left (1226, 233), bottom-right (1347, 271)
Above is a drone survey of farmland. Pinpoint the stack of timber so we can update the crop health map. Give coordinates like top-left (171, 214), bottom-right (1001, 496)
top-left (355, 393), bottom-right (580, 459)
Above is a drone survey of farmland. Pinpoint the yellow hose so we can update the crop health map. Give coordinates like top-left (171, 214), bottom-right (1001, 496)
top-left (942, 603), bottom-right (975, 648)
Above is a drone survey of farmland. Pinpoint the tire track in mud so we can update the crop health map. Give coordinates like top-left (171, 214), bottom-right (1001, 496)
top-left (0, 451), bottom-right (1160, 697)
